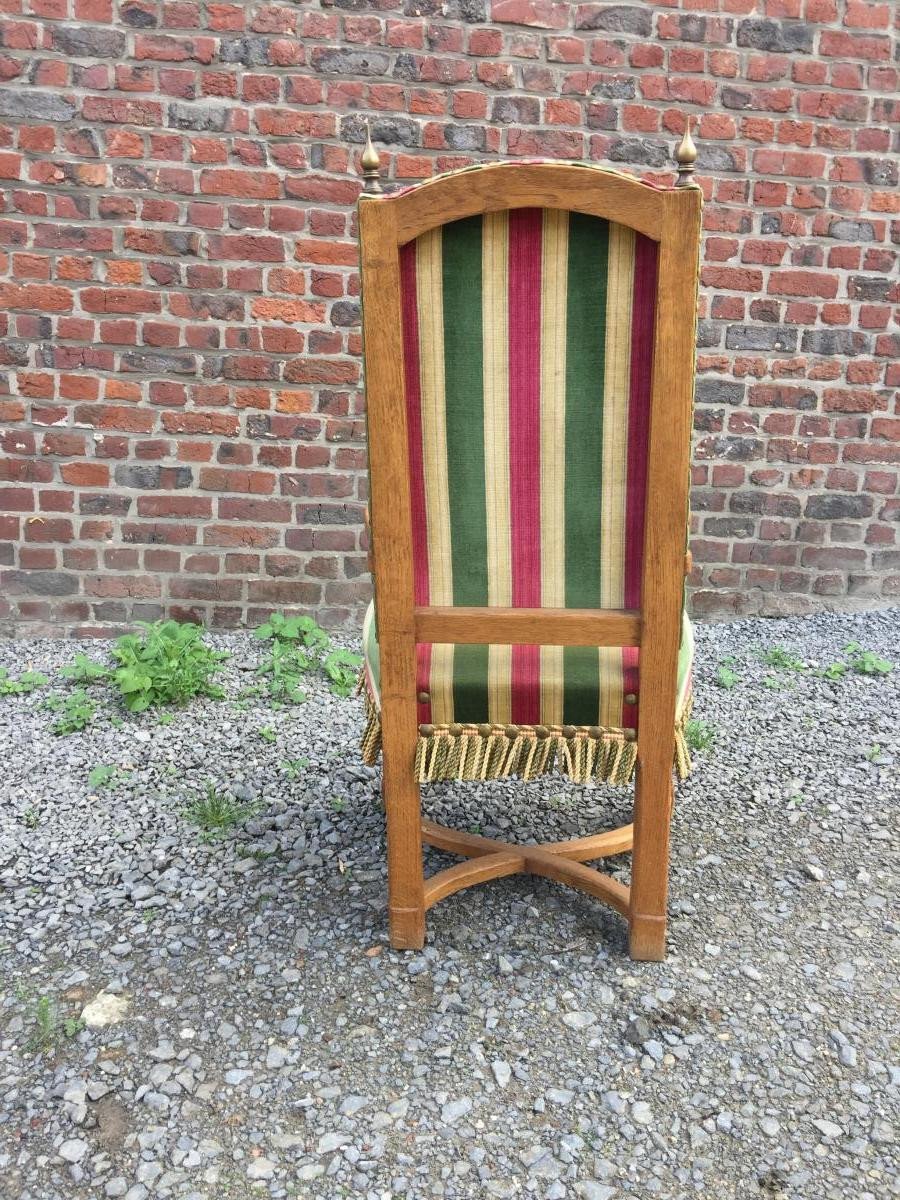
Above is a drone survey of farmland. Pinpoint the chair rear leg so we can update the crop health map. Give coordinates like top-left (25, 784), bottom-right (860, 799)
top-left (628, 756), bottom-right (673, 961)
top-left (382, 713), bottom-right (426, 950)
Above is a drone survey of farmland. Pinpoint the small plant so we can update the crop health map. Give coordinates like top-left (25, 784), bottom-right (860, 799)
top-left (330, 795), bottom-right (346, 812)
top-left (45, 689), bottom-right (96, 735)
top-left (259, 726), bottom-right (276, 743)
top-left (715, 664), bottom-right (739, 690)
top-left (184, 783), bottom-right (259, 838)
top-left (21, 808), bottom-right (39, 829)
top-left (109, 620), bottom-right (228, 713)
top-left (157, 712), bottom-right (174, 726)
top-left (59, 653), bottom-right (108, 684)
top-left (865, 744), bottom-right (882, 762)
top-left (27, 995), bottom-right (84, 1053)
top-left (255, 639), bottom-right (309, 705)
top-left (817, 661), bottom-right (848, 680)
top-left (88, 764), bottom-right (116, 789)
top-left (87, 764), bottom-right (132, 790)
top-left (281, 756), bottom-right (309, 778)
top-left (684, 718), bottom-right (717, 752)
top-left (0, 667), bottom-right (49, 696)
top-left (254, 612), bottom-right (361, 702)
top-left (255, 612), bottom-right (329, 659)
top-left (845, 642), bottom-right (893, 677)
top-left (762, 675), bottom-right (785, 690)
top-left (763, 646), bottom-right (806, 671)
top-left (323, 649), bottom-right (363, 698)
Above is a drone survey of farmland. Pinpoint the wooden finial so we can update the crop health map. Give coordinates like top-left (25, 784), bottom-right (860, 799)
top-left (674, 116), bottom-right (698, 189)
top-left (360, 121), bottom-right (382, 194)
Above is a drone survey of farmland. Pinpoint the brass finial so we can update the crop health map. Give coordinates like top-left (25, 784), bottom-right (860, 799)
top-left (360, 121), bottom-right (382, 194)
top-left (674, 116), bottom-right (698, 189)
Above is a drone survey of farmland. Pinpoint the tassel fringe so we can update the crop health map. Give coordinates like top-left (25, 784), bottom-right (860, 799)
top-left (360, 674), bottom-right (693, 787)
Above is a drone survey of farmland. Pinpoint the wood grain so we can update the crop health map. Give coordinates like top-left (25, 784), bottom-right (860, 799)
top-left (424, 852), bottom-right (524, 909)
top-left (389, 162), bottom-right (665, 243)
top-left (414, 606), bottom-right (641, 647)
top-left (358, 197), bottom-right (425, 950)
top-left (359, 162), bottom-right (702, 957)
top-left (421, 820), bottom-right (631, 916)
top-left (628, 184), bottom-right (702, 960)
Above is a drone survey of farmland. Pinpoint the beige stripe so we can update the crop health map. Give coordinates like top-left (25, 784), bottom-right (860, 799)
top-left (483, 212), bottom-right (512, 723)
top-left (599, 223), bottom-right (635, 725)
top-left (416, 228), bottom-right (455, 718)
top-left (429, 643), bottom-right (455, 724)
top-left (539, 208), bottom-right (569, 725)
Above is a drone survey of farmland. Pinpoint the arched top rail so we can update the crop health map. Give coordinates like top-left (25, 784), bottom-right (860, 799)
top-left (358, 160), bottom-right (692, 244)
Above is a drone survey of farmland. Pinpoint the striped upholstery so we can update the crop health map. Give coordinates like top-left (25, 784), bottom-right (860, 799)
top-left (361, 206), bottom-right (694, 784)
top-left (363, 601), bottom-right (693, 738)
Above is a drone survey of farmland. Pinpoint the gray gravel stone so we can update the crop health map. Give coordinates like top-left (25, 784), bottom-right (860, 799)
top-left (441, 1097), bottom-right (473, 1124)
top-left (59, 1138), bottom-right (89, 1162)
top-left (0, 609), bottom-right (897, 1200)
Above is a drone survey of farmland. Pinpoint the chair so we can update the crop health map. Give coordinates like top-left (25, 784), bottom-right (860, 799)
top-left (356, 126), bottom-right (703, 960)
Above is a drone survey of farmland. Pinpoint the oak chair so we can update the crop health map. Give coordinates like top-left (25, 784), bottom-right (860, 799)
top-left (357, 127), bottom-right (702, 960)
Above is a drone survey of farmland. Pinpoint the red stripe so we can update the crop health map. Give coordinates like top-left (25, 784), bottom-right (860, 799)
top-left (623, 232), bottom-right (659, 729)
top-left (507, 208), bottom-right (543, 723)
top-left (400, 241), bottom-right (432, 724)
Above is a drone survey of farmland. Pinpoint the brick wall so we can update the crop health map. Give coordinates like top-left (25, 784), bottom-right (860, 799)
top-left (0, 0), bottom-right (897, 636)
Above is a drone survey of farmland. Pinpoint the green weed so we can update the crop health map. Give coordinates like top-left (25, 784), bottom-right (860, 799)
top-left (259, 726), bottom-right (276, 743)
top-left (845, 642), bottom-right (893, 677)
top-left (0, 668), bottom-right (49, 696)
top-left (45, 689), bottom-right (96, 735)
top-left (254, 612), bottom-right (362, 701)
top-left (59, 653), bottom-right (108, 684)
top-left (322, 648), bottom-right (363, 697)
top-left (281, 757), bottom-right (309, 778)
top-left (715, 665), bottom-right (739, 690)
top-left (684, 718), bottom-right (717, 752)
top-left (21, 807), bottom-right (39, 829)
top-left (27, 995), bottom-right (84, 1053)
top-left (816, 661), bottom-right (848, 680)
top-left (109, 620), bottom-right (228, 713)
top-left (87, 764), bottom-right (132, 790)
top-left (184, 783), bottom-right (259, 838)
top-left (762, 646), bottom-right (806, 671)
top-left (254, 639), bottom-right (310, 704)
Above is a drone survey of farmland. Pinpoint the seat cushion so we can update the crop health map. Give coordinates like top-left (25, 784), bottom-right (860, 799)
top-left (360, 603), bottom-right (694, 785)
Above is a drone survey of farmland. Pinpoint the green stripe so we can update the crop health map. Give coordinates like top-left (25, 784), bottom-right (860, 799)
top-left (563, 214), bottom-right (609, 724)
top-left (441, 216), bottom-right (488, 719)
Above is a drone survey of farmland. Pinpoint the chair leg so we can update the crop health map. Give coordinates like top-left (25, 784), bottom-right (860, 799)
top-left (628, 757), bottom-right (673, 961)
top-left (382, 713), bottom-right (426, 951)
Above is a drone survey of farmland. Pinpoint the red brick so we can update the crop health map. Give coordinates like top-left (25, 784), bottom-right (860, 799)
top-left (0, 3), bottom-right (894, 633)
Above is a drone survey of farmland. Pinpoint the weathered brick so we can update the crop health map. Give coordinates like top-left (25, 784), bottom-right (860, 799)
top-left (805, 494), bottom-right (874, 520)
top-left (0, 0), bottom-right (894, 634)
top-left (736, 19), bottom-right (813, 54)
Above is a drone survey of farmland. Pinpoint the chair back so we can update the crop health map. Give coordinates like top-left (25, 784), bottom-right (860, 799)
top-left (359, 161), bottom-right (701, 734)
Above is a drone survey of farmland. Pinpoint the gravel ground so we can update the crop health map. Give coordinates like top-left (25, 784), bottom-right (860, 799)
top-left (0, 608), bottom-right (898, 1200)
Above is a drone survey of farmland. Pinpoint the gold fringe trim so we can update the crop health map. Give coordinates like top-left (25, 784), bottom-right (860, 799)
top-left (360, 675), bottom-right (693, 787)
top-left (360, 681), bottom-right (383, 766)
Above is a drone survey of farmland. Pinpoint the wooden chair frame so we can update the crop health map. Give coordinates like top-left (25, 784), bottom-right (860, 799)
top-left (358, 154), bottom-right (702, 960)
